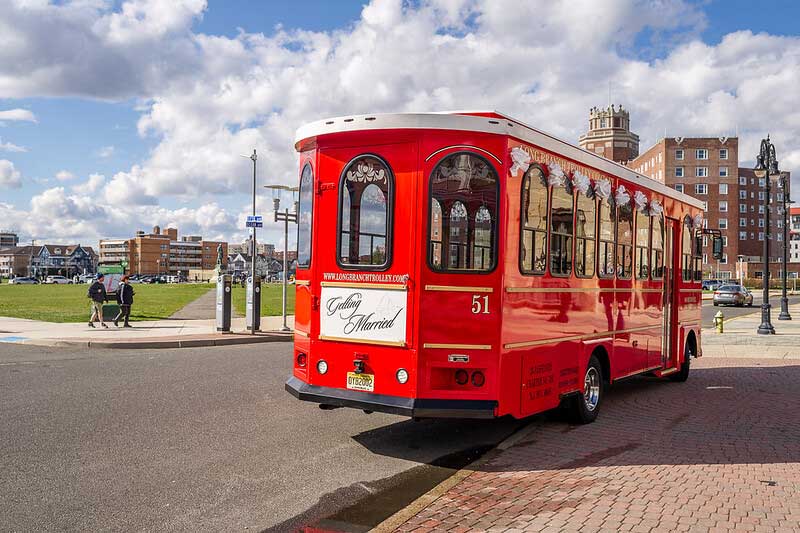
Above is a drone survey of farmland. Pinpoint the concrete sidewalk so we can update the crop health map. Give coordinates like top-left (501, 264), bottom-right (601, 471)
top-left (702, 302), bottom-right (800, 359)
top-left (0, 315), bottom-right (294, 349)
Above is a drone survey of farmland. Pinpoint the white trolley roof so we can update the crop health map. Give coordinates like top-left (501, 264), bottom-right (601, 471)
top-left (295, 111), bottom-right (704, 211)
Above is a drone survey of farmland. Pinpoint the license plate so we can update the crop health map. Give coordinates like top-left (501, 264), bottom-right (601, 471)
top-left (346, 372), bottom-right (374, 392)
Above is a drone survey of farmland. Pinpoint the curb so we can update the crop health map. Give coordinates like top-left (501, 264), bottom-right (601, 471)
top-left (6, 332), bottom-right (293, 350)
top-left (372, 419), bottom-right (541, 533)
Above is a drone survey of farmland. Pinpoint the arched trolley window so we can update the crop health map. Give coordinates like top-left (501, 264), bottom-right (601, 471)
top-left (297, 164), bottom-right (313, 268)
top-left (681, 217), bottom-right (693, 282)
top-left (635, 207), bottom-right (650, 280)
top-left (428, 152), bottom-right (499, 272)
top-left (651, 214), bottom-right (664, 279)
top-left (337, 155), bottom-right (392, 269)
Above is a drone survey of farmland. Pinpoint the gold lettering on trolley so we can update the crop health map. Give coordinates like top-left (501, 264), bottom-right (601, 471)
top-left (513, 145), bottom-right (605, 182)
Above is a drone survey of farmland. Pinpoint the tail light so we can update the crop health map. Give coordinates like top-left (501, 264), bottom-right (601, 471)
top-left (471, 371), bottom-right (486, 387)
top-left (454, 369), bottom-right (469, 385)
top-left (296, 353), bottom-right (307, 367)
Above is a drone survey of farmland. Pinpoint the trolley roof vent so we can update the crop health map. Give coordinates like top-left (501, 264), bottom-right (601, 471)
top-left (344, 118), bottom-right (354, 122)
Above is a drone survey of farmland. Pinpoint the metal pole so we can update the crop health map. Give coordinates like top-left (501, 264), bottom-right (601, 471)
top-left (758, 138), bottom-right (775, 334)
top-left (281, 208), bottom-right (290, 331)
top-left (779, 174), bottom-right (792, 319)
top-left (251, 149), bottom-right (257, 335)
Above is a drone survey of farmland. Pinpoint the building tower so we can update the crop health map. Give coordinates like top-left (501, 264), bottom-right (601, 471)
top-left (578, 104), bottom-right (640, 164)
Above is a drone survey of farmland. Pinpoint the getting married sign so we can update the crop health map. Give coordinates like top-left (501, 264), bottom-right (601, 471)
top-left (320, 285), bottom-right (407, 345)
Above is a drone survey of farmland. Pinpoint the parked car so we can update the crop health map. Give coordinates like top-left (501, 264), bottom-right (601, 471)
top-left (9, 276), bottom-right (39, 285)
top-left (713, 284), bottom-right (754, 307)
top-left (702, 279), bottom-right (723, 291)
top-left (78, 274), bottom-right (95, 284)
top-left (45, 275), bottom-right (73, 284)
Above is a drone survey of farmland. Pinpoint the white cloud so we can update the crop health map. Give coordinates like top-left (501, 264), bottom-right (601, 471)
top-left (95, 145), bottom-right (115, 158)
top-left (0, 108), bottom-right (37, 123)
top-left (0, 159), bottom-right (22, 188)
top-left (55, 170), bottom-right (76, 182)
top-left (71, 173), bottom-right (105, 193)
top-left (0, 138), bottom-right (27, 152)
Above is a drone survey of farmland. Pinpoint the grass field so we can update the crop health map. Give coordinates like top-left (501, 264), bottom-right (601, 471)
top-left (0, 283), bottom-right (214, 323)
top-left (231, 283), bottom-right (295, 317)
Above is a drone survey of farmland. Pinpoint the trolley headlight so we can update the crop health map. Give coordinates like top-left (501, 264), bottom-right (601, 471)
top-left (396, 368), bottom-right (409, 384)
top-left (317, 360), bottom-right (328, 375)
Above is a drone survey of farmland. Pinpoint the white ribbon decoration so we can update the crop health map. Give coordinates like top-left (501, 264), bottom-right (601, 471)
top-left (633, 190), bottom-right (648, 211)
top-left (571, 170), bottom-right (591, 196)
top-left (694, 213), bottom-right (704, 228)
top-left (594, 177), bottom-right (612, 200)
top-left (547, 163), bottom-right (567, 187)
top-left (509, 147), bottom-right (532, 176)
top-left (648, 199), bottom-right (663, 217)
top-left (615, 185), bottom-right (631, 207)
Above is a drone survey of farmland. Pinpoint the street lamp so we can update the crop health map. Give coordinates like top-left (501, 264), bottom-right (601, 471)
top-left (779, 188), bottom-right (794, 320)
top-left (263, 184), bottom-right (298, 332)
top-left (753, 135), bottom-right (781, 334)
top-left (241, 149), bottom-right (258, 335)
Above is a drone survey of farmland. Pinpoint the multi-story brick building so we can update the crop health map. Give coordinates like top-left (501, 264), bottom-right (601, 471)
top-left (578, 105), bottom-right (639, 163)
top-left (0, 231), bottom-right (19, 248)
top-left (99, 226), bottom-right (227, 276)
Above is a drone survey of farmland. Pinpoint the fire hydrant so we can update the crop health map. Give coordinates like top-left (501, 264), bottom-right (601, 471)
top-left (713, 310), bottom-right (724, 333)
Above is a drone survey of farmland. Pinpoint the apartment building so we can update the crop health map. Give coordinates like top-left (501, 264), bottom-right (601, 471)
top-left (99, 226), bottom-right (227, 275)
top-left (0, 231), bottom-right (19, 248)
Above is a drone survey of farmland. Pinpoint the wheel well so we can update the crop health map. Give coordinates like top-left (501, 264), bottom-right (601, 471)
top-left (591, 346), bottom-right (611, 383)
top-left (685, 330), bottom-right (697, 358)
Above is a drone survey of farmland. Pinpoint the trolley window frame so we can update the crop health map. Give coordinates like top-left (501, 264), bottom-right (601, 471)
top-left (296, 162), bottom-right (314, 270)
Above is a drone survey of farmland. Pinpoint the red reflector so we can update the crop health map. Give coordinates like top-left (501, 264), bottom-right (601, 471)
top-left (471, 371), bottom-right (486, 387)
top-left (454, 369), bottom-right (469, 385)
top-left (296, 353), bottom-right (307, 367)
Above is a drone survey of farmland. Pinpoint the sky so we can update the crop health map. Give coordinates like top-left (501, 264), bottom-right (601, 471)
top-left (1, 0), bottom-right (800, 250)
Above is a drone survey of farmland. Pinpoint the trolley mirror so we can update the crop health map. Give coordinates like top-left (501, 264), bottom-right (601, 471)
top-left (712, 236), bottom-right (723, 260)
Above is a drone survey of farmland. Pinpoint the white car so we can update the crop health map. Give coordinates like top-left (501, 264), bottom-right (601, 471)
top-left (9, 276), bottom-right (39, 285)
top-left (45, 275), bottom-right (72, 284)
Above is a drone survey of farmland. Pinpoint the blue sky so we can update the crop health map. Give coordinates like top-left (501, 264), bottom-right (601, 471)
top-left (1, 0), bottom-right (799, 246)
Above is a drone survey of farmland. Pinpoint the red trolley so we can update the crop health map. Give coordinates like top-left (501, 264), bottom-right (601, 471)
top-left (286, 111), bottom-right (710, 423)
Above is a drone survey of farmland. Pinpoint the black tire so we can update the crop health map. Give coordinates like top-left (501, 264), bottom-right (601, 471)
top-left (669, 343), bottom-right (692, 382)
top-left (713, 302), bottom-right (718, 306)
top-left (568, 355), bottom-right (604, 424)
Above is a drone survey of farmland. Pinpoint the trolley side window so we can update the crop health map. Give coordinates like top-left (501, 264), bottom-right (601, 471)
top-left (550, 184), bottom-right (573, 276)
top-left (520, 165), bottom-right (548, 275)
top-left (651, 215), bottom-right (664, 279)
top-left (297, 164), bottom-right (313, 269)
top-left (338, 155), bottom-right (392, 269)
top-left (681, 219), bottom-right (692, 281)
top-left (428, 152), bottom-right (498, 273)
top-left (575, 194), bottom-right (596, 278)
top-left (616, 204), bottom-right (633, 279)
top-left (598, 199), bottom-right (615, 278)
top-left (635, 208), bottom-right (650, 280)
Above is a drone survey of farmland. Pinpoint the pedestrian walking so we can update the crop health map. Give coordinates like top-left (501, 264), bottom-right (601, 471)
top-left (114, 275), bottom-right (135, 327)
top-left (87, 273), bottom-right (108, 328)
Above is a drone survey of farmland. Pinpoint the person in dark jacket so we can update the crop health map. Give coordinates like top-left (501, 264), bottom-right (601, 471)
top-left (114, 275), bottom-right (135, 327)
top-left (87, 274), bottom-right (108, 328)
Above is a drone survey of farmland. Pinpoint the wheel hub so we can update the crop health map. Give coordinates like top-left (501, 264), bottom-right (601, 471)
top-left (584, 367), bottom-right (600, 412)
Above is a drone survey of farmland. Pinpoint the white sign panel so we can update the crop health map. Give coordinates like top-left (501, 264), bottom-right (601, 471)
top-left (320, 286), bottom-right (407, 345)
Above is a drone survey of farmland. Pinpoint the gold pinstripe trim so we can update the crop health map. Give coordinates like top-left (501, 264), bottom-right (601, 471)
top-left (505, 287), bottom-right (663, 293)
top-left (319, 335), bottom-right (406, 347)
top-left (678, 320), bottom-right (701, 326)
top-left (425, 285), bottom-right (493, 293)
top-left (320, 282), bottom-right (406, 290)
top-left (294, 279), bottom-right (310, 286)
top-left (424, 145), bottom-right (502, 163)
top-left (679, 288), bottom-right (703, 293)
top-left (293, 329), bottom-right (309, 337)
top-left (503, 324), bottom-right (663, 350)
top-left (423, 343), bottom-right (492, 350)
top-left (660, 367), bottom-right (679, 376)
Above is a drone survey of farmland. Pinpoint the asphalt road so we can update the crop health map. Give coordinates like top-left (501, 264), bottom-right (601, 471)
top-left (701, 293), bottom-right (800, 325)
top-left (0, 342), bottom-right (527, 532)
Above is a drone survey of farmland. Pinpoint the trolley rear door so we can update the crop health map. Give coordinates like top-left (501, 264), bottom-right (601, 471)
top-left (662, 217), bottom-right (680, 369)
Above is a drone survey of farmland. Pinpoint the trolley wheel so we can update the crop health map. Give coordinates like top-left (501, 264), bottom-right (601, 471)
top-left (669, 345), bottom-right (692, 383)
top-left (569, 355), bottom-right (603, 424)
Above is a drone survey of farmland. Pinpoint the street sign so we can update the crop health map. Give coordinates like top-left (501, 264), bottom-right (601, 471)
top-left (246, 215), bottom-right (263, 228)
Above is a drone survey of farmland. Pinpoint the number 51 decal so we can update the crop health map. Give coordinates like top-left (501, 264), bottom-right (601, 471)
top-left (471, 295), bottom-right (490, 314)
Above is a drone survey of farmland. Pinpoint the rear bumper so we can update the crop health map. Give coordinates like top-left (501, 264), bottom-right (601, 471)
top-left (285, 376), bottom-right (497, 419)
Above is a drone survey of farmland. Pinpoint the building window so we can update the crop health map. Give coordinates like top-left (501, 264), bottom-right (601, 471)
top-left (696, 167), bottom-right (708, 177)
top-left (759, 178), bottom-right (766, 187)
top-left (296, 164), bottom-right (313, 268)
top-left (721, 253), bottom-right (728, 264)
top-left (696, 149), bottom-right (708, 160)
top-left (759, 205), bottom-right (765, 215)
top-left (616, 205), bottom-right (633, 279)
top-left (695, 183), bottom-right (708, 195)
top-left (675, 184), bottom-right (684, 193)
top-left (739, 204), bottom-right (747, 214)
top-left (519, 165), bottom-right (548, 274)
top-left (675, 167), bottom-right (684, 178)
top-left (703, 253), bottom-right (708, 265)
top-left (719, 167), bottom-right (729, 177)
top-left (701, 201), bottom-right (707, 211)
top-left (739, 218), bottom-right (746, 227)
top-left (549, 185), bottom-right (573, 276)
top-left (739, 190), bottom-right (746, 200)
top-left (600, 118), bottom-right (607, 128)
top-left (720, 148), bottom-right (728, 160)
top-left (759, 218), bottom-right (765, 227)
top-left (719, 183), bottom-right (728, 195)
top-left (723, 236), bottom-right (728, 247)
top-left (739, 231), bottom-right (747, 240)
top-left (739, 176), bottom-right (747, 185)
top-left (758, 191), bottom-right (765, 201)
top-left (675, 149), bottom-right (684, 160)
top-left (719, 219), bottom-right (728, 229)
top-left (759, 232), bottom-right (764, 240)
top-left (778, 233), bottom-right (783, 242)
top-left (719, 201), bottom-right (728, 212)
top-left (339, 155), bottom-right (393, 269)
top-left (575, 193), bottom-right (595, 278)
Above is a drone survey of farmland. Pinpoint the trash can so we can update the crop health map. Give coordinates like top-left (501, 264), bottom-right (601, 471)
top-left (102, 303), bottom-right (120, 322)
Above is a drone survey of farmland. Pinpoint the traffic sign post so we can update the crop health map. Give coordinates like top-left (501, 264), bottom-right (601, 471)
top-left (246, 215), bottom-right (263, 228)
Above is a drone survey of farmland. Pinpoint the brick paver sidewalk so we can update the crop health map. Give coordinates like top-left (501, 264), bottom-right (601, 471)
top-left (392, 357), bottom-right (800, 532)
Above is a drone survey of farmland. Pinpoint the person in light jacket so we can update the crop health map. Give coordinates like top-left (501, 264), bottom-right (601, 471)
top-left (87, 274), bottom-right (108, 328)
top-left (114, 275), bottom-right (135, 328)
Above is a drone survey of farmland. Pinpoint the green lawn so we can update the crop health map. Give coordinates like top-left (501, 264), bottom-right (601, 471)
top-left (0, 283), bottom-right (214, 323)
top-left (231, 283), bottom-right (295, 317)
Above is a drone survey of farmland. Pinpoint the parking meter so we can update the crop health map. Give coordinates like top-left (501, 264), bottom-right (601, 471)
top-left (246, 275), bottom-right (261, 331)
top-left (215, 274), bottom-right (232, 332)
